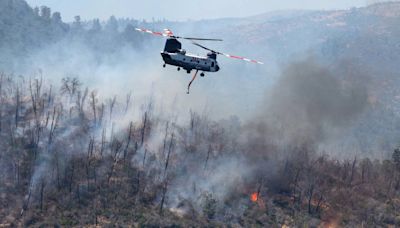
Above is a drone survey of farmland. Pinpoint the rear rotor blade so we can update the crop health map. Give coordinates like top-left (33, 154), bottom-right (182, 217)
top-left (177, 37), bottom-right (223, 41)
top-left (192, 42), bottom-right (264, 64)
top-left (221, 53), bottom-right (264, 65)
top-left (192, 42), bottom-right (220, 53)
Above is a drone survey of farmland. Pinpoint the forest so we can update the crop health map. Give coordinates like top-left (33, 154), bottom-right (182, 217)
top-left (0, 68), bottom-right (398, 227)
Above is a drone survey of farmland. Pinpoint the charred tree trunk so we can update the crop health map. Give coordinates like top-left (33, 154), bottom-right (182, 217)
top-left (125, 92), bottom-right (132, 114)
top-left (109, 96), bottom-right (116, 121)
top-left (108, 139), bottom-right (122, 184)
top-left (204, 144), bottom-right (212, 170)
top-left (86, 138), bottom-right (95, 189)
top-left (69, 162), bottom-right (75, 193)
top-left (162, 122), bottom-right (170, 158)
top-left (315, 193), bottom-right (324, 213)
top-left (90, 91), bottom-right (97, 125)
top-left (141, 112), bottom-right (148, 146)
top-left (15, 85), bottom-right (20, 128)
top-left (159, 181), bottom-right (168, 215)
top-left (39, 180), bottom-right (46, 212)
top-left (160, 134), bottom-right (174, 215)
top-left (307, 183), bottom-right (315, 214)
top-left (123, 122), bottom-right (133, 162)
top-left (349, 157), bottom-right (357, 186)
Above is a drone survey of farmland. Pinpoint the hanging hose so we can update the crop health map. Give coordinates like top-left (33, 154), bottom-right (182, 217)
top-left (187, 70), bottom-right (199, 94)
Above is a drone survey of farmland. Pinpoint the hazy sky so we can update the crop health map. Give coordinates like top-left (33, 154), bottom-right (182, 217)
top-left (26, 0), bottom-right (368, 21)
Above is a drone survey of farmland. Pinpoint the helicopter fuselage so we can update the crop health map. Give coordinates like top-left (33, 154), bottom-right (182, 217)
top-left (135, 28), bottom-right (263, 93)
top-left (160, 38), bottom-right (219, 74)
top-left (161, 51), bottom-right (220, 73)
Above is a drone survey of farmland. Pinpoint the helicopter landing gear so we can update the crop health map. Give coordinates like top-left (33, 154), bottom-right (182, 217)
top-left (177, 67), bottom-right (181, 71)
top-left (200, 72), bottom-right (205, 77)
top-left (163, 63), bottom-right (166, 68)
top-left (186, 70), bottom-right (191, 74)
top-left (187, 70), bottom-right (199, 94)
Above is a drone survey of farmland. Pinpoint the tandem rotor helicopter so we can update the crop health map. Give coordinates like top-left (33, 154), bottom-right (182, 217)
top-left (135, 28), bottom-right (264, 94)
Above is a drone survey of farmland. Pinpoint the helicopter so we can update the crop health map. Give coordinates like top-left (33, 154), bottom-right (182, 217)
top-left (135, 28), bottom-right (263, 94)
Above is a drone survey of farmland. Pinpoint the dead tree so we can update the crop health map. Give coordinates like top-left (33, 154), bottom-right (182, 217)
top-left (204, 144), bottom-right (212, 170)
top-left (55, 150), bottom-right (61, 190)
top-left (98, 103), bottom-right (105, 126)
top-left (315, 191), bottom-right (325, 214)
top-left (39, 179), bottom-right (46, 212)
top-left (292, 168), bottom-right (302, 205)
top-left (256, 178), bottom-right (263, 202)
top-left (90, 90), bottom-right (98, 124)
top-left (108, 138), bottom-right (123, 184)
top-left (100, 128), bottom-right (106, 158)
top-left (349, 157), bottom-right (357, 186)
top-left (163, 133), bottom-right (174, 178)
top-left (109, 96), bottom-right (117, 122)
top-left (307, 182), bottom-right (315, 214)
top-left (61, 77), bottom-right (81, 103)
top-left (123, 122), bottom-right (133, 162)
top-left (125, 92), bottom-right (132, 114)
top-left (160, 133), bottom-right (175, 214)
top-left (86, 137), bottom-right (95, 189)
top-left (162, 121), bottom-right (170, 158)
top-left (20, 183), bottom-right (33, 217)
top-left (15, 85), bottom-right (20, 128)
top-left (0, 73), bottom-right (4, 132)
top-left (76, 87), bottom-right (88, 118)
top-left (159, 180), bottom-right (168, 215)
top-left (141, 111), bottom-right (148, 146)
top-left (48, 106), bottom-right (60, 145)
top-left (29, 77), bottom-right (44, 121)
top-left (68, 162), bottom-right (75, 193)
top-left (135, 148), bottom-right (148, 198)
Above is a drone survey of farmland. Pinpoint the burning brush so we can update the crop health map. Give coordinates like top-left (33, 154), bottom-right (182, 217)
top-left (250, 192), bottom-right (259, 202)
top-left (250, 179), bottom-right (264, 204)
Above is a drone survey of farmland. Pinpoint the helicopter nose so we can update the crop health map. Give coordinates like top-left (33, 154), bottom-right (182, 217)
top-left (216, 65), bottom-right (220, 72)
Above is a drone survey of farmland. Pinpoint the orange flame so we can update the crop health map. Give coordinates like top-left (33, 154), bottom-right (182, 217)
top-left (250, 192), bottom-right (258, 202)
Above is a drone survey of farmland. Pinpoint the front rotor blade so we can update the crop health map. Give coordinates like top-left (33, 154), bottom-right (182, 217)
top-left (135, 28), bottom-right (169, 37)
top-left (136, 28), bottom-right (222, 41)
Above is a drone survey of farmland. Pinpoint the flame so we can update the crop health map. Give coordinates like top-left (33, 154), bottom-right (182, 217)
top-left (250, 192), bottom-right (259, 202)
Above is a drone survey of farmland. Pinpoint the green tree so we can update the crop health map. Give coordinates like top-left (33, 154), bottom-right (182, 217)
top-left (202, 193), bottom-right (217, 220)
top-left (40, 6), bottom-right (51, 20)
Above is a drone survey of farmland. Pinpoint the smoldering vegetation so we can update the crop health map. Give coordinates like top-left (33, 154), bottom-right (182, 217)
top-left (0, 58), bottom-right (400, 227)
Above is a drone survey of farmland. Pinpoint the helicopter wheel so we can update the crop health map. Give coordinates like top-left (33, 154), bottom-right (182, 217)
top-left (200, 72), bottom-right (205, 77)
top-left (186, 70), bottom-right (191, 74)
top-left (163, 64), bottom-right (166, 68)
top-left (177, 67), bottom-right (181, 71)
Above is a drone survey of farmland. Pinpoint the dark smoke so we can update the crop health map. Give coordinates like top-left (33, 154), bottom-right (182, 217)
top-left (249, 58), bottom-right (369, 151)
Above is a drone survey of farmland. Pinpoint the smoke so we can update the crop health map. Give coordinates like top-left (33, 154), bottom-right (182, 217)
top-left (124, 57), bottom-right (372, 218)
top-left (256, 58), bottom-right (369, 149)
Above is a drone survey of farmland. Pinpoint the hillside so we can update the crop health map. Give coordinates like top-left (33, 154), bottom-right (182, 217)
top-left (0, 0), bottom-right (144, 71)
